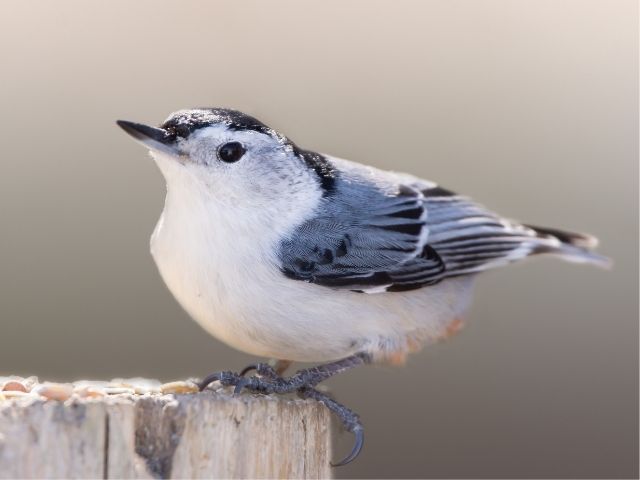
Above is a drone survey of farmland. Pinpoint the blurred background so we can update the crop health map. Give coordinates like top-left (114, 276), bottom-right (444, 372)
top-left (0, 1), bottom-right (637, 478)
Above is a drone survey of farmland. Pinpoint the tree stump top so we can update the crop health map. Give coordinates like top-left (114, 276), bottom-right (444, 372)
top-left (0, 376), bottom-right (332, 479)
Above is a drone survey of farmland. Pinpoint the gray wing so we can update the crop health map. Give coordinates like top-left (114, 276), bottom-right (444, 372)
top-left (279, 171), bottom-right (604, 293)
top-left (280, 181), bottom-right (446, 292)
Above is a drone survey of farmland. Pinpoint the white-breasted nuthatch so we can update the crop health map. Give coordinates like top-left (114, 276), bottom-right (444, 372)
top-left (117, 108), bottom-right (609, 465)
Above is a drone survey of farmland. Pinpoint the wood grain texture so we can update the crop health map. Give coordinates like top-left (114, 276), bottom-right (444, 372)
top-left (0, 390), bottom-right (332, 479)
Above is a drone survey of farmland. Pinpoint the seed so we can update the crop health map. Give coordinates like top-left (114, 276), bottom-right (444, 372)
top-left (74, 386), bottom-right (106, 398)
top-left (2, 381), bottom-right (27, 393)
top-left (160, 381), bottom-right (199, 394)
top-left (103, 387), bottom-right (135, 395)
top-left (32, 383), bottom-right (73, 401)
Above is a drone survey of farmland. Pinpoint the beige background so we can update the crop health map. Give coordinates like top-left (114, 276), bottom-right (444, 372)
top-left (0, 1), bottom-right (637, 478)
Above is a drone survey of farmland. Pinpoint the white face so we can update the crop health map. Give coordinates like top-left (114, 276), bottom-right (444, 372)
top-left (157, 125), bottom-right (316, 208)
top-left (117, 110), bottom-right (326, 232)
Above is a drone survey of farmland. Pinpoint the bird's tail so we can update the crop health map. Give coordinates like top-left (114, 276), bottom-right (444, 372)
top-left (525, 224), bottom-right (612, 268)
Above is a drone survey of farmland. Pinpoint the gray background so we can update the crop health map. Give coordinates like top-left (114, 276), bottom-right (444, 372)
top-left (0, 1), bottom-right (637, 478)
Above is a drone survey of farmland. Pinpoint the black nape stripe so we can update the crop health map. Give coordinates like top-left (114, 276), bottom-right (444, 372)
top-left (293, 147), bottom-right (337, 194)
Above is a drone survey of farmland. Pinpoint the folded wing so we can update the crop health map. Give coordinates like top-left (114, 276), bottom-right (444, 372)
top-left (279, 175), bottom-right (607, 293)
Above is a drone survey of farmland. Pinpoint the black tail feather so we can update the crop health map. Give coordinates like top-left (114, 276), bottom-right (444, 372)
top-left (524, 224), bottom-right (598, 249)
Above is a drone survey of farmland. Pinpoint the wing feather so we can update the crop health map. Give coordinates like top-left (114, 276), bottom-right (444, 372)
top-left (278, 159), bottom-right (606, 293)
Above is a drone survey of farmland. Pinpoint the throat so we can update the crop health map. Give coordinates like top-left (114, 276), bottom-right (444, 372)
top-left (153, 191), bottom-right (262, 267)
top-left (150, 184), bottom-right (285, 298)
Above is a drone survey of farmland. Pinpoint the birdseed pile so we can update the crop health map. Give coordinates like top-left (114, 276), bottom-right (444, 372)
top-left (0, 376), bottom-right (201, 402)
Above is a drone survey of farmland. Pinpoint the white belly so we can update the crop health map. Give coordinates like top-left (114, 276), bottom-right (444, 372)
top-left (151, 210), bottom-right (475, 363)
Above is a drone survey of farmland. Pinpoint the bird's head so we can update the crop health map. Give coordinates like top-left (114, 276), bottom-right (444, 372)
top-left (117, 108), bottom-right (335, 211)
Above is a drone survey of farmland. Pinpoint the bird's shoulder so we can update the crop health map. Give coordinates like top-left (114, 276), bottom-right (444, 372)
top-left (324, 155), bottom-right (437, 194)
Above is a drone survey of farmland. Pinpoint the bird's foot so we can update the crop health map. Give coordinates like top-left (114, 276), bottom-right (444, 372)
top-left (198, 353), bottom-right (370, 466)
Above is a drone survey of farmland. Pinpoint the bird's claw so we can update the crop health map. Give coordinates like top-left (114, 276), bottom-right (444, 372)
top-left (239, 363), bottom-right (259, 377)
top-left (198, 369), bottom-right (274, 395)
top-left (198, 370), bottom-right (237, 391)
top-left (297, 386), bottom-right (364, 467)
top-left (332, 425), bottom-right (364, 467)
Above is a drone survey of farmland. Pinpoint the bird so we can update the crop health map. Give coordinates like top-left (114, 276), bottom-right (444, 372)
top-left (117, 108), bottom-right (609, 466)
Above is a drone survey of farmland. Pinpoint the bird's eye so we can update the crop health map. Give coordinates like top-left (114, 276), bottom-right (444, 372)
top-left (217, 142), bottom-right (246, 163)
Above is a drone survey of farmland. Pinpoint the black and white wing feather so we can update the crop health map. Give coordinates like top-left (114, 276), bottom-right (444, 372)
top-left (279, 162), bottom-right (608, 293)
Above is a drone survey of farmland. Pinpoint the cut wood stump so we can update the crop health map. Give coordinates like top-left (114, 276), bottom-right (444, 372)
top-left (0, 377), bottom-right (332, 479)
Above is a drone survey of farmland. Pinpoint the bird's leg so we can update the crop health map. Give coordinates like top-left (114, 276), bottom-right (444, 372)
top-left (231, 352), bottom-right (371, 395)
top-left (199, 360), bottom-right (290, 395)
top-left (199, 353), bottom-right (371, 467)
top-left (198, 352), bottom-right (372, 466)
top-left (199, 353), bottom-right (370, 395)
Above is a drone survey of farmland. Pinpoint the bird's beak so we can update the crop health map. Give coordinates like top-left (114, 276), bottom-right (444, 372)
top-left (116, 120), bottom-right (180, 156)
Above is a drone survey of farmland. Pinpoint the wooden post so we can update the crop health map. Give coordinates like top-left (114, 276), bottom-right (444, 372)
top-left (0, 381), bottom-right (332, 479)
